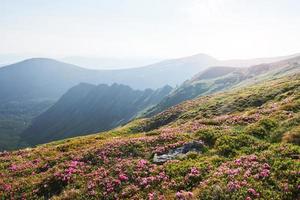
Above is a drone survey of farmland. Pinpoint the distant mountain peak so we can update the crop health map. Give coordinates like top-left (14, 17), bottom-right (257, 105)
top-left (191, 66), bottom-right (238, 81)
top-left (18, 57), bottom-right (70, 66)
top-left (189, 53), bottom-right (216, 59)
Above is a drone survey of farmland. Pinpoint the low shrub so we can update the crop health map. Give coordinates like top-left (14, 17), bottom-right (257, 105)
top-left (214, 134), bottom-right (261, 157)
top-left (246, 118), bottom-right (278, 139)
top-left (281, 100), bottom-right (300, 112)
top-left (282, 126), bottom-right (300, 145)
top-left (195, 128), bottom-right (220, 146)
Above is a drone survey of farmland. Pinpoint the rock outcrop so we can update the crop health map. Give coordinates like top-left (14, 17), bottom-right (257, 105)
top-left (153, 141), bottom-right (204, 163)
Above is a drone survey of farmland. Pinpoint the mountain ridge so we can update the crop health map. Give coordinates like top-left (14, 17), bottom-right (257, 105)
top-left (22, 83), bottom-right (172, 145)
top-left (145, 56), bottom-right (300, 117)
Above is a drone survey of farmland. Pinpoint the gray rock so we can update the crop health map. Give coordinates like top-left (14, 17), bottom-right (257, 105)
top-left (153, 141), bottom-right (204, 163)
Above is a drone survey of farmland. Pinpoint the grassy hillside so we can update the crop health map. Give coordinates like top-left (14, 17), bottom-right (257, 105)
top-left (145, 56), bottom-right (300, 117)
top-left (0, 74), bottom-right (300, 199)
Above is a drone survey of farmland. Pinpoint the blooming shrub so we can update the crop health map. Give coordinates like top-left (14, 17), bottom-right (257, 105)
top-left (197, 153), bottom-right (299, 200)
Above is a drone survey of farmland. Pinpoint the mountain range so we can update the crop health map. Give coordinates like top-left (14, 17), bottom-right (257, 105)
top-left (2, 53), bottom-right (299, 101)
top-left (19, 55), bottom-right (300, 146)
top-left (0, 53), bottom-right (300, 150)
top-left (145, 56), bottom-right (300, 116)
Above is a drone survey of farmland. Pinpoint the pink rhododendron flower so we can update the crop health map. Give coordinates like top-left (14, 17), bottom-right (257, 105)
top-left (247, 188), bottom-right (260, 197)
top-left (176, 190), bottom-right (193, 200)
top-left (148, 192), bottom-right (155, 200)
top-left (118, 174), bottom-right (129, 181)
top-left (227, 181), bottom-right (241, 191)
top-left (9, 164), bottom-right (17, 171)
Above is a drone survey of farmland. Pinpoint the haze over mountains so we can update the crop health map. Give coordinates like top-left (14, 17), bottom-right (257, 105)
top-left (0, 53), bottom-right (300, 150)
top-left (1, 53), bottom-right (299, 101)
top-left (61, 56), bottom-right (163, 69)
top-left (145, 56), bottom-right (300, 116)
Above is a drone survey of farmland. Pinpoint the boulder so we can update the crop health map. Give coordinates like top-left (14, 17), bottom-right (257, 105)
top-left (153, 141), bottom-right (204, 163)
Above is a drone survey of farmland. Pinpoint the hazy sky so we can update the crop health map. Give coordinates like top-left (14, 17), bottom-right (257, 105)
top-left (1, 0), bottom-right (300, 60)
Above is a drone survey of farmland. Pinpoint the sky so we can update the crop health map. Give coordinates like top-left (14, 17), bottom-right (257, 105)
top-left (1, 0), bottom-right (300, 61)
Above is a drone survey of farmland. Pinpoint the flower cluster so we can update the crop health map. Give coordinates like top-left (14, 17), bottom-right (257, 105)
top-left (84, 158), bottom-right (170, 199)
top-left (175, 190), bottom-right (193, 200)
top-left (54, 160), bottom-right (86, 182)
top-left (185, 167), bottom-right (201, 181)
top-left (247, 188), bottom-right (260, 198)
top-left (196, 153), bottom-right (300, 199)
top-left (8, 158), bottom-right (41, 172)
top-left (213, 114), bottom-right (260, 125)
top-left (214, 155), bottom-right (271, 183)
